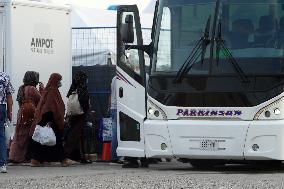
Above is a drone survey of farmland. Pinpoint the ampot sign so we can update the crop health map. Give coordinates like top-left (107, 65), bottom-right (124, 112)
top-left (30, 38), bottom-right (54, 55)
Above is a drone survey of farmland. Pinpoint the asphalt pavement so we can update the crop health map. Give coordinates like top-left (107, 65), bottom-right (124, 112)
top-left (1, 161), bottom-right (284, 189)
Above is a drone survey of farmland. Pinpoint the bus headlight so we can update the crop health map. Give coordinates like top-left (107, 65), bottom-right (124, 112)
top-left (148, 108), bottom-right (155, 115)
top-left (254, 97), bottom-right (284, 120)
top-left (147, 99), bottom-right (167, 120)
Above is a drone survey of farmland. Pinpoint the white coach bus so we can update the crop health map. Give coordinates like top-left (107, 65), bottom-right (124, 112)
top-left (116, 0), bottom-right (284, 167)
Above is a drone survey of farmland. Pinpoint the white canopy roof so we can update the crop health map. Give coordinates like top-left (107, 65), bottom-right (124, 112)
top-left (71, 5), bottom-right (154, 28)
top-left (27, 0), bottom-right (155, 28)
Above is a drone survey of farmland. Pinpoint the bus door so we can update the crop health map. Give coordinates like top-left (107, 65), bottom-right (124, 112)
top-left (116, 5), bottom-right (147, 157)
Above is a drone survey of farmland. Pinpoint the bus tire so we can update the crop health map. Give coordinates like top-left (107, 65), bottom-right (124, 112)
top-left (252, 160), bottom-right (282, 168)
top-left (189, 160), bottom-right (225, 168)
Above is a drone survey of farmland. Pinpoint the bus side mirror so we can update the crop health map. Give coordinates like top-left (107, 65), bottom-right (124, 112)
top-left (121, 15), bottom-right (134, 43)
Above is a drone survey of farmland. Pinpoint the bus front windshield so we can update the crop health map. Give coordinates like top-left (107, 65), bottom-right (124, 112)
top-left (154, 0), bottom-right (284, 76)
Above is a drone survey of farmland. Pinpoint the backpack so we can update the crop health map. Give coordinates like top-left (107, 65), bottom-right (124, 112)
top-left (66, 90), bottom-right (84, 116)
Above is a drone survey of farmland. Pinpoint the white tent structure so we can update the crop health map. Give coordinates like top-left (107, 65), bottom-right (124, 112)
top-left (71, 6), bottom-right (118, 66)
top-left (50, 0), bottom-right (154, 66)
top-left (71, 5), bottom-right (154, 28)
top-left (48, 0), bottom-right (156, 27)
top-left (144, 0), bottom-right (156, 14)
top-left (71, 3), bottom-right (154, 66)
top-left (71, 6), bottom-right (117, 28)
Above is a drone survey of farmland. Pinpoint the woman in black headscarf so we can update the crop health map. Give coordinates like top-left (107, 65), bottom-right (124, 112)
top-left (9, 71), bottom-right (43, 163)
top-left (64, 71), bottom-right (90, 163)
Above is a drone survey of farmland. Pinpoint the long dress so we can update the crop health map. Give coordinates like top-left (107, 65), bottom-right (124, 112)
top-left (64, 81), bottom-right (90, 161)
top-left (9, 86), bottom-right (41, 163)
top-left (29, 111), bottom-right (65, 162)
top-left (64, 114), bottom-right (87, 161)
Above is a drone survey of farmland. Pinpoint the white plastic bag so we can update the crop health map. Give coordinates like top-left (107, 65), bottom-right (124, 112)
top-left (4, 120), bottom-right (15, 148)
top-left (32, 125), bottom-right (56, 146)
top-left (66, 90), bottom-right (84, 116)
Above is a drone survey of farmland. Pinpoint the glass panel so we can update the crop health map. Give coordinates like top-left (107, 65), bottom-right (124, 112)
top-left (155, 3), bottom-right (215, 73)
top-left (154, 1), bottom-right (284, 75)
top-left (217, 2), bottom-right (284, 75)
top-left (120, 12), bottom-right (141, 75)
top-left (156, 8), bottom-right (171, 71)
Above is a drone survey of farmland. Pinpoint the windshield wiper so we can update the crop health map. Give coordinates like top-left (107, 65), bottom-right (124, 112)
top-left (215, 23), bottom-right (250, 83)
top-left (174, 16), bottom-right (211, 83)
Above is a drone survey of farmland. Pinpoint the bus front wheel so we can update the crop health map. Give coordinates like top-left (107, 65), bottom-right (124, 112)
top-left (189, 160), bottom-right (225, 168)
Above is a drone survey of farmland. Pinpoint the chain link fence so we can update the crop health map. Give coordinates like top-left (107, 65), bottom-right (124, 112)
top-left (71, 27), bottom-right (152, 156)
top-left (72, 27), bottom-right (152, 66)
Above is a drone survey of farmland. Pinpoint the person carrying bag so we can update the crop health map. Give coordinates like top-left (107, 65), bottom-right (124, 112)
top-left (64, 71), bottom-right (91, 163)
top-left (29, 73), bottom-right (71, 167)
top-left (66, 90), bottom-right (84, 116)
top-left (32, 123), bottom-right (56, 146)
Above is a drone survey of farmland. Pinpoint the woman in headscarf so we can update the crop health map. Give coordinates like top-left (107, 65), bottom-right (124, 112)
top-left (64, 71), bottom-right (90, 163)
top-left (29, 73), bottom-right (70, 167)
top-left (9, 71), bottom-right (43, 163)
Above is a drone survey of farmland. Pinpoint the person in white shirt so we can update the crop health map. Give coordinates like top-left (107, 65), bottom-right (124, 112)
top-left (0, 72), bottom-right (14, 173)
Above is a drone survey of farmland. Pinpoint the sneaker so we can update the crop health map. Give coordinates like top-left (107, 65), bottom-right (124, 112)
top-left (122, 161), bottom-right (139, 168)
top-left (80, 159), bottom-right (92, 164)
top-left (0, 165), bottom-right (7, 173)
top-left (110, 159), bottom-right (124, 164)
top-left (140, 161), bottom-right (149, 168)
